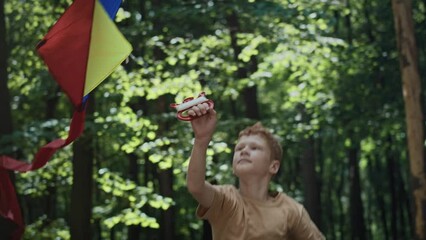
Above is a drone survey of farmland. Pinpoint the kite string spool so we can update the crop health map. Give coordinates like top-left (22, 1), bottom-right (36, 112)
top-left (170, 92), bottom-right (214, 121)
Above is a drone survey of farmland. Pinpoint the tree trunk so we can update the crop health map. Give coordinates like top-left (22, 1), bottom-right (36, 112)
top-left (143, 154), bottom-right (155, 239)
top-left (70, 97), bottom-right (95, 240)
top-left (369, 157), bottom-right (389, 240)
top-left (154, 95), bottom-right (175, 240)
top-left (45, 86), bottom-right (60, 221)
top-left (399, 167), bottom-right (414, 239)
top-left (127, 153), bottom-right (141, 240)
top-left (0, 0), bottom-right (12, 137)
top-left (348, 144), bottom-right (367, 240)
top-left (158, 168), bottom-right (174, 240)
top-left (386, 137), bottom-right (398, 240)
top-left (0, 0), bottom-right (18, 236)
top-left (299, 104), bottom-right (322, 229)
top-left (391, 1), bottom-right (426, 239)
top-left (148, 0), bottom-right (176, 237)
top-left (337, 167), bottom-right (346, 240)
top-left (226, 10), bottom-right (259, 119)
top-left (344, 0), bottom-right (353, 44)
top-left (300, 137), bottom-right (322, 228)
top-left (362, 0), bottom-right (375, 42)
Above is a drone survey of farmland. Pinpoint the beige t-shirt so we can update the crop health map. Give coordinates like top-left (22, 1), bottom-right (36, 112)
top-left (197, 185), bottom-right (325, 240)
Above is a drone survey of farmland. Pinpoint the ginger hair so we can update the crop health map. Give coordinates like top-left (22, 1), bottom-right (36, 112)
top-left (238, 122), bottom-right (283, 162)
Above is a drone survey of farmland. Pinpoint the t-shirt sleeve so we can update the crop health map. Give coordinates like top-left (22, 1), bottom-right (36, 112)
top-left (196, 186), bottom-right (221, 221)
top-left (289, 206), bottom-right (326, 240)
top-left (196, 185), bottom-right (238, 225)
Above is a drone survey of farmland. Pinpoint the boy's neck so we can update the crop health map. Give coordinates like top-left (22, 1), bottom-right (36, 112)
top-left (238, 177), bottom-right (271, 201)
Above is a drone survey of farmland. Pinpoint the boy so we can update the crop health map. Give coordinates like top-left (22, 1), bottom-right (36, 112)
top-left (186, 103), bottom-right (325, 240)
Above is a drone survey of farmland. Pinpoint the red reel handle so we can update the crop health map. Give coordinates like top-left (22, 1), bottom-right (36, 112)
top-left (176, 100), bottom-right (214, 121)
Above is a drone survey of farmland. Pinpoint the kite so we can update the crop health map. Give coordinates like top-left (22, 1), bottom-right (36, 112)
top-left (0, 0), bottom-right (132, 238)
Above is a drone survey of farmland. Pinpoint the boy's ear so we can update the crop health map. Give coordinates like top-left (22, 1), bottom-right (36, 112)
top-left (269, 160), bottom-right (280, 174)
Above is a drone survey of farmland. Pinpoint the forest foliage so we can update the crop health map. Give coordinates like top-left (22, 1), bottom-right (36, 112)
top-left (1, 0), bottom-right (426, 239)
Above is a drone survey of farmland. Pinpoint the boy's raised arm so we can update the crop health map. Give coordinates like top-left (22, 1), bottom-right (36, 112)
top-left (186, 104), bottom-right (217, 208)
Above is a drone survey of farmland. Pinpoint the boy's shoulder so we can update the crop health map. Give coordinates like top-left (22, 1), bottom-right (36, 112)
top-left (277, 192), bottom-right (304, 210)
top-left (214, 184), bottom-right (239, 195)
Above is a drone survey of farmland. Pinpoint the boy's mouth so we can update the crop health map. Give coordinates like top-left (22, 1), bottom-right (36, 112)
top-left (238, 159), bottom-right (251, 164)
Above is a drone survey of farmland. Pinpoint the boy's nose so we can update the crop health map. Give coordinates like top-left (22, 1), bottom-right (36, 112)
top-left (240, 147), bottom-right (249, 156)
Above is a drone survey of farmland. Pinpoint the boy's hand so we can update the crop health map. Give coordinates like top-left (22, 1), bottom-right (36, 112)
top-left (188, 103), bottom-right (217, 143)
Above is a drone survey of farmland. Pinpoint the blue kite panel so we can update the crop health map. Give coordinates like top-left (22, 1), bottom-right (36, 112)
top-left (99, 0), bottom-right (122, 19)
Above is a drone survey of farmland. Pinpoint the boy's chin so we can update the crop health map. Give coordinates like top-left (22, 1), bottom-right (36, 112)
top-left (233, 166), bottom-right (255, 176)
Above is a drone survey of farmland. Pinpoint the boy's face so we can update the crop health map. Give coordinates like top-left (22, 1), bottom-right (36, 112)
top-left (232, 134), bottom-right (279, 177)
